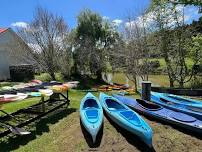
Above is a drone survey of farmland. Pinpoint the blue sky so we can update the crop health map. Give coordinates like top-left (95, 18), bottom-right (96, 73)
top-left (0, 0), bottom-right (201, 29)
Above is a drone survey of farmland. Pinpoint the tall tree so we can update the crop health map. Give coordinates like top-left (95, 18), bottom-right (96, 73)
top-left (19, 7), bottom-right (70, 80)
top-left (150, 2), bottom-right (200, 87)
top-left (74, 9), bottom-right (119, 81)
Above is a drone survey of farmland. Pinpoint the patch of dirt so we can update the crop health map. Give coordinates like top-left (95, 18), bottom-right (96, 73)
top-left (1, 110), bottom-right (201, 152)
top-left (55, 112), bottom-right (202, 152)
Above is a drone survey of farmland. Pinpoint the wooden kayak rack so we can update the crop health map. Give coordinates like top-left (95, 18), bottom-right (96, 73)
top-left (0, 91), bottom-right (70, 138)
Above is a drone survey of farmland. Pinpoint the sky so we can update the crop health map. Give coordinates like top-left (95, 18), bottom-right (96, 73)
top-left (0, 0), bottom-right (201, 29)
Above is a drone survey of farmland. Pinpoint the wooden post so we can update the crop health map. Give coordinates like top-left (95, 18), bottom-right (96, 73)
top-left (41, 96), bottom-right (45, 113)
top-left (66, 90), bottom-right (70, 108)
top-left (141, 81), bottom-right (151, 101)
top-left (50, 93), bottom-right (60, 101)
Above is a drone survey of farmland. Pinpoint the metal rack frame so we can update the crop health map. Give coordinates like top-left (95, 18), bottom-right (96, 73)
top-left (0, 90), bottom-right (70, 138)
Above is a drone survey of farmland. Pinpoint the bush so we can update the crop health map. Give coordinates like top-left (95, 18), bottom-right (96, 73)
top-left (150, 60), bottom-right (160, 69)
top-left (189, 77), bottom-right (202, 89)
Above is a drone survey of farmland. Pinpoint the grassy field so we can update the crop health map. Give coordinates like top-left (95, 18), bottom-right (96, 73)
top-left (0, 89), bottom-right (202, 152)
top-left (112, 73), bottom-right (170, 87)
top-left (0, 73), bottom-right (201, 151)
top-left (150, 58), bottom-right (194, 70)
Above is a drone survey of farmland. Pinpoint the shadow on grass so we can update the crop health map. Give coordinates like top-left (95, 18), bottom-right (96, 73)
top-left (80, 119), bottom-right (103, 148)
top-left (0, 108), bottom-right (76, 152)
top-left (104, 112), bottom-right (156, 152)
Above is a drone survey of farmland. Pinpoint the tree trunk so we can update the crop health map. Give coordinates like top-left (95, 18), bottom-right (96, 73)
top-left (179, 81), bottom-right (184, 88)
top-left (133, 76), bottom-right (138, 93)
top-left (49, 72), bottom-right (56, 80)
top-left (96, 69), bottom-right (102, 82)
top-left (168, 72), bottom-right (174, 87)
top-left (169, 79), bottom-right (174, 88)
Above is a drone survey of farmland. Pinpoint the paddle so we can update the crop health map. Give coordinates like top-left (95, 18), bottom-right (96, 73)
top-left (0, 121), bottom-right (31, 135)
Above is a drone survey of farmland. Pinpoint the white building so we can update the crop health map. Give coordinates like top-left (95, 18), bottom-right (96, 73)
top-left (0, 28), bottom-right (33, 80)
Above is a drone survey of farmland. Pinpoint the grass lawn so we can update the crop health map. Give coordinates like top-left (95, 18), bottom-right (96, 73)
top-left (0, 89), bottom-right (202, 152)
top-left (0, 97), bottom-right (41, 115)
top-left (112, 73), bottom-right (170, 87)
top-left (150, 58), bottom-right (194, 70)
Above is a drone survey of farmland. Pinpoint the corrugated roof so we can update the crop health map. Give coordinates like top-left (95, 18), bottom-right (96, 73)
top-left (0, 28), bottom-right (8, 34)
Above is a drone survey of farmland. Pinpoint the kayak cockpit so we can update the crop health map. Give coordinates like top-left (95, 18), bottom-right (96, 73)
top-left (105, 99), bottom-right (126, 111)
top-left (83, 99), bottom-right (99, 109)
top-left (136, 99), bottom-right (162, 111)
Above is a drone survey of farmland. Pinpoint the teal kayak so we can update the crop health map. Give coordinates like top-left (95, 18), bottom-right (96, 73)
top-left (151, 92), bottom-right (202, 119)
top-left (80, 92), bottom-right (103, 143)
top-left (99, 93), bottom-right (153, 148)
top-left (153, 92), bottom-right (202, 107)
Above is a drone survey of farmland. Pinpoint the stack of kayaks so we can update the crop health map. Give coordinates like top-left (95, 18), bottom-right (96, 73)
top-left (118, 89), bottom-right (136, 95)
top-left (98, 85), bottom-right (112, 92)
top-left (99, 93), bottom-right (153, 147)
top-left (38, 89), bottom-right (53, 97)
top-left (151, 92), bottom-right (202, 120)
top-left (80, 93), bottom-right (103, 143)
top-left (47, 85), bottom-right (68, 93)
top-left (113, 94), bottom-right (202, 134)
top-left (0, 93), bottom-right (28, 108)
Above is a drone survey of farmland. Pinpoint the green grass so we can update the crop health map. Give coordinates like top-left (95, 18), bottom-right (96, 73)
top-left (0, 97), bottom-right (41, 115)
top-left (35, 73), bottom-right (64, 82)
top-left (0, 82), bottom-right (19, 90)
top-left (0, 89), bottom-right (141, 152)
top-left (1, 89), bottom-right (202, 152)
top-left (150, 58), bottom-right (194, 70)
top-left (112, 73), bottom-right (170, 87)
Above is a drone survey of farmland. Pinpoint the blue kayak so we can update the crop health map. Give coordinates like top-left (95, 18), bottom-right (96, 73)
top-left (113, 94), bottom-right (202, 134)
top-left (153, 92), bottom-right (202, 107)
top-left (80, 92), bottom-right (103, 143)
top-left (151, 92), bottom-right (202, 120)
top-left (99, 93), bottom-right (153, 148)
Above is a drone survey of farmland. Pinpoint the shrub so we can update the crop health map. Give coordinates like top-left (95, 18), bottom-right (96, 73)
top-left (150, 60), bottom-right (160, 69)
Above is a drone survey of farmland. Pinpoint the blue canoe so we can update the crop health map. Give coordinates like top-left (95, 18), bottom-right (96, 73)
top-left (151, 92), bottom-right (202, 120)
top-left (113, 94), bottom-right (202, 134)
top-left (80, 92), bottom-right (103, 143)
top-left (99, 93), bottom-right (153, 147)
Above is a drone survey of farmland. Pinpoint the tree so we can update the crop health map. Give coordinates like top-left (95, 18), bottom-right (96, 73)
top-left (19, 7), bottom-right (70, 80)
top-left (151, 0), bottom-right (202, 13)
top-left (73, 9), bottom-right (119, 81)
top-left (150, 1), bottom-right (201, 87)
top-left (108, 12), bottom-right (155, 91)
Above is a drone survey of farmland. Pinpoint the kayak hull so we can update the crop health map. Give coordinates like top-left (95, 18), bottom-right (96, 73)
top-left (80, 92), bottom-right (103, 143)
top-left (99, 93), bottom-right (153, 148)
top-left (113, 94), bottom-right (202, 134)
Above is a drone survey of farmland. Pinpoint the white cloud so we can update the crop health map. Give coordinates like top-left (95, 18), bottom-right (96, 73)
top-left (125, 12), bottom-right (155, 29)
top-left (112, 19), bottom-right (123, 26)
top-left (11, 22), bottom-right (29, 28)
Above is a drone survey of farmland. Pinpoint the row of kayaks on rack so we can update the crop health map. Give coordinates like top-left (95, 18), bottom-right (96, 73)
top-left (80, 92), bottom-right (202, 148)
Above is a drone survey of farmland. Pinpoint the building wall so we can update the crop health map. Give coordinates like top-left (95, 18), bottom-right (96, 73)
top-left (0, 29), bottom-right (33, 80)
top-left (0, 50), bottom-right (10, 80)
